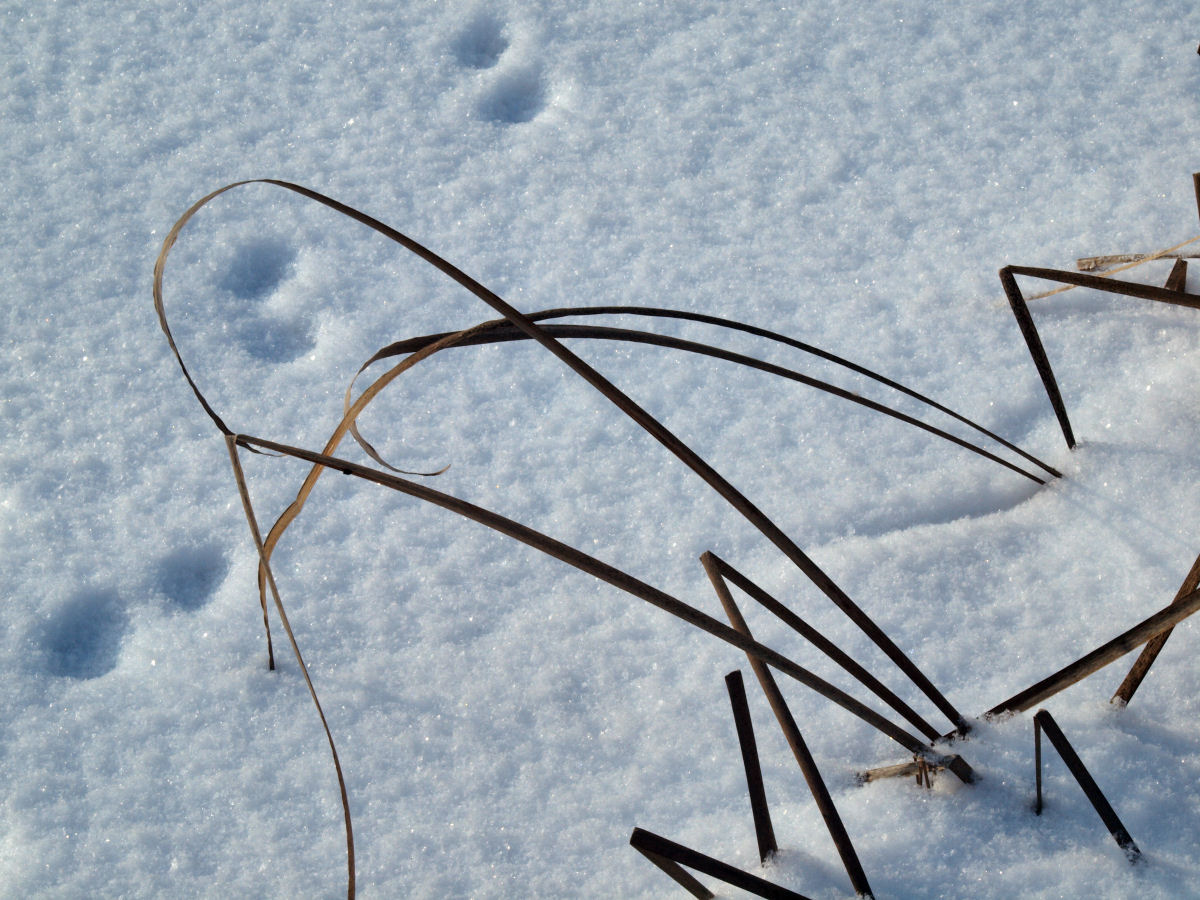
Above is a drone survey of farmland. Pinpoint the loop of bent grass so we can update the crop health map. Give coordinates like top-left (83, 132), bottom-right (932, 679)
top-left (153, 179), bottom-right (1065, 895)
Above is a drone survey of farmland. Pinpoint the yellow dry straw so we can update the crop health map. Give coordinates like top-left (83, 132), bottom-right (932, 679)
top-left (1027, 234), bottom-right (1200, 300)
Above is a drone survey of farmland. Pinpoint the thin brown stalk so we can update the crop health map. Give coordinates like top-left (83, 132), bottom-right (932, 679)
top-left (236, 432), bottom-right (937, 758)
top-left (152, 181), bottom-right (968, 737)
top-left (986, 586), bottom-right (1200, 717)
top-left (224, 435), bottom-right (355, 900)
top-left (1111, 549), bottom-right (1200, 705)
top-left (705, 557), bottom-right (876, 895)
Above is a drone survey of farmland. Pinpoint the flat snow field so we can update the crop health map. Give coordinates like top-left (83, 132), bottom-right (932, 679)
top-left (3, 2), bottom-right (1200, 897)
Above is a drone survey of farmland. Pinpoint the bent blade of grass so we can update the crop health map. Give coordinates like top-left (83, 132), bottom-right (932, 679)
top-left (225, 435), bottom-right (355, 900)
top-left (352, 320), bottom-right (1048, 484)
top-left (155, 179), bottom-right (969, 733)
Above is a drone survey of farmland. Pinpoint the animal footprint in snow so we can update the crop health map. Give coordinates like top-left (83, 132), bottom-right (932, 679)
top-left (452, 13), bottom-right (508, 69)
top-left (216, 237), bottom-right (314, 363)
top-left (478, 65), bottom-right (547, 124)
top-left (37, 589), bottom-right (129, 679)
top-left (218, 237), bottom-right (295, 301)
top-left (451, 15), bottom-right (547, 124)
top-left (154, 544), bottom-right (228, 612)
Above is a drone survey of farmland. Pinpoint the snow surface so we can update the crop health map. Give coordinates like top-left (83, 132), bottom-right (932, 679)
top-left (3, 1), bottom-right (1200, 897)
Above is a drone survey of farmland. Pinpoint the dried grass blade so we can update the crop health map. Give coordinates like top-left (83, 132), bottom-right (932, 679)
top-left (370, 304), bottom-right (1060, 479)
top-left (157, 180), bottom-right (967, 745)
top-left (225, 435), bottom-right (355, 900)
top-left (986, 586), bottom-right (1200, 717)
top-left (253, 320), bottom-right (508, 642)
top-left (1077, 253), bottom-right (1200, 272)
top-left (364, 322), bottom-right (1046, 484)
top-left (236, 432), bottom-right (936, 757)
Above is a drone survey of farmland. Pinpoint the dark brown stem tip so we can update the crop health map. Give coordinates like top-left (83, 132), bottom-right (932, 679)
top-left (944, 755), bottom-right (976, 784)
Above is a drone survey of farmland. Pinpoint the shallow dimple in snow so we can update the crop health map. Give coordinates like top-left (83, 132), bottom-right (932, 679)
top-left (153, 544), bottom-right (228, 612)
top-left (478, 65), bottom-right (547, 125)
top-left (451, 13), bottom-right (509, 70)
top-left (37, 589), bottom-right (128, 680)
top-left (217, 238), bottom-right (296, 301)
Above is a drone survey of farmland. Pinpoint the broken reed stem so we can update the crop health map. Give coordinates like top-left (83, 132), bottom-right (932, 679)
top-left (857, 758), bottom-right (949, 785)
top-left (708, 553), bottom-right (943, 741)
top-left (1024, 231), bottom-right (1200, 297)
top-left (725, 670), bottom-right (779, 864)
top-left (1001, 262), bottom-right (1200, 450)
top-left (1112, 548), bottom-right (1200, 705)
top-left (1008, 264), bottom-right (1200, 310)
top-left (1076, 252), bottom-right (1200, 272)
top-left (1033, 710), bottom-right (1141, 862)
top-left (987, 586), bottom-right (1200, 717)
top-left (630, 828), bottom-right (814, 900)
top-left (706, 557), bottom-right (877, 897)
top-left (1034, 714), bottom-right (1043, 812)
top-left (1164, 259), bottom-right (1188, 293)
top-left (224, 435), bottom-right (355, 900)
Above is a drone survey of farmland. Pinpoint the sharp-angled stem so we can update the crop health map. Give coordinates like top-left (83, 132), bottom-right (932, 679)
top-left (708, 553), bottom-right (943, 741)
top-left (630, 828), bottom-right (814, 900)
top-left (1032, 710), bottom-right (1141, 863)
top-left (987, 586), bottom-right (1200, 717)
top-left (1002, 262), bottom-right (1200, 450)
top-left (1000, 267), bottom-right (1076, 450)
top-left (1112, 549), bottom-right (1200, 706)
top-left (1008, 265), bottom-right (1200, 309)
top-left (633, 845), bottom-right (714, 900)
top-left (707, 557), bottom-right (877, 896)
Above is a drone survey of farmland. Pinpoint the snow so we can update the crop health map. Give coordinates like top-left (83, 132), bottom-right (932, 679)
top-left (3, 1), bottom-right (1200, 897)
